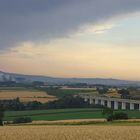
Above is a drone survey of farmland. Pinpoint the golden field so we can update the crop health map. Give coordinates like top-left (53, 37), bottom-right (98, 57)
top-left (31, 119), bottom-right (106, 125)
top-left (0, 90), bottom-right (57, 103)
top-left (0, 125), bottom-right (140, 140)
top-left (106, 92), bottom-right (121, 98)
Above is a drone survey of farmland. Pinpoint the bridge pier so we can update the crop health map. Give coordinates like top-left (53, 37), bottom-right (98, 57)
top-left (89, 98), bottom-right (93, 104)
top-left (122, 102), bottom-right (126, 110)
top-left (101, 100), bottom-right (105, 106)
top-left (95, 99), bottom-right (99, 105)
top-left (130, 103), bottom-right (134, 110)
top-left (114, 101), bottom-right (118, 110)
top-left (107, 101), bottom-right (111, 108)
top-left (84, 98), bottom-right (88, 102)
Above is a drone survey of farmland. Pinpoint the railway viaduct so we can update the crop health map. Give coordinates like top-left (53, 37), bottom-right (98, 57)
top-left (80, 95), bottom-right (140, 110)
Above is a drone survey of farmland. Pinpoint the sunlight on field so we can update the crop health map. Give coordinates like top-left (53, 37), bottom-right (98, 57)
top-left (106, 92), bottom-right (120, 98)
top-left (0, 90), bottom-right (57, 103)
top-left (31, 119), bottom-right (106, 125)
top-left (0, 125), bottom-right (140, 140)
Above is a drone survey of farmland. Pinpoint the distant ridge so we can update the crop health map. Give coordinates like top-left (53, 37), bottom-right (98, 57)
top-left (0, 70), bottom-right (140, 86)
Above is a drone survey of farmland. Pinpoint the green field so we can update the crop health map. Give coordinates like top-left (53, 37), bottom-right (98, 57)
top-left (1, 87), bottom-right (140, 122)
top-left (44, 88), bottom-right (97, 98)
top-left (0, 86), bottom-right (39, 91)
top-left (4, 108), bottom-right (140, 121)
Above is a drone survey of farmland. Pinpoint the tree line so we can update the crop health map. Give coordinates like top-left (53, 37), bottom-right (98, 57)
top-left (0, 95), bottom-right (102, 111)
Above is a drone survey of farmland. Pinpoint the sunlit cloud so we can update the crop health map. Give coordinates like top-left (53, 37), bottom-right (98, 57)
top-left (74, 23), bottom-right (115, 36)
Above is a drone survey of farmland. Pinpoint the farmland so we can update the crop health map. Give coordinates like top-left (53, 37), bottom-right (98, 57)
top-left (0, 125), bottom-right (140, 140)
top-left (4, 108), bottom-right (140, 121)
top-left (0, 90), bottom-right (56, 103)
top-left (45, 88), bottom-right (97, 98)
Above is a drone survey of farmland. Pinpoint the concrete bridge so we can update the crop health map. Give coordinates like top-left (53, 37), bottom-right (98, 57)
top-left (80, 95), bottom-right (140, 110)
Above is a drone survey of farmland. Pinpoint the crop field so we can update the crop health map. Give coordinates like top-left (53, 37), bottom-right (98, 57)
top-left (0, 90), bottom-right (57, 103)
top-left (4, 108), bottom-right (103, 121)
top-left (45, 88), bottom-right (97, 98)
top-left (4, 108), bottom-right (140, 121)
top-left (106, 92), bottom-right (121, 98)
top-left (0, 125), bottom-right (140, 140)
top-left (61, 87), bottom-right (97, 90)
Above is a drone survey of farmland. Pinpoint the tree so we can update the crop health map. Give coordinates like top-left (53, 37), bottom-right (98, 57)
top-left (32, 81), bottom-right (44, 87)
top-left (118, 89), bottom-right (130, 99)
top-left (0, 104), bottom-right (4, 125)
top-left (118, 89), bottom-right (129, 95)
top-left (102, 107), bottom-right (128, 121)
top-left (102, 107), bottom-right (114, 121)
top-left (97, 88), bottom-right (108, 95)
top-left (113, 112), bottom-right (128, 120)
top-left (102, 107), bottom-right (113, 116)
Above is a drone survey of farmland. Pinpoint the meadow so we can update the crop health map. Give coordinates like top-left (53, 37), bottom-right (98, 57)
top-left (0, 125), bottom-right (140, 140)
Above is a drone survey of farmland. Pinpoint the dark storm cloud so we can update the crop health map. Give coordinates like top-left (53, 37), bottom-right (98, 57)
top-left (0, 0), bottom-right (140, 49)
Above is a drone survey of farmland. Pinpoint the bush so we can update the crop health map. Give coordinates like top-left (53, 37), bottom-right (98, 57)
top-left (113, 112), bottom-right (128, 120)
top-left (13, 117), bottom-right (32, 124)
top-left (107, 115), bottom-right (113, 122)
top-left (0, 119), bottom-right (3, 125)
top-left (106, 112), bottom-right (128, 122)
top-left (0, 104), bottom-right (4, 126)
top-left (102, 108), bottom-right (128, 121)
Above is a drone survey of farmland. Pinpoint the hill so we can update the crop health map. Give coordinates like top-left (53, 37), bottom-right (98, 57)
top-left (0, 71), bottom-right (140, 86)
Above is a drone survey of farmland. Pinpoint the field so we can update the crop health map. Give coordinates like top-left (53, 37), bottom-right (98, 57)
top-left (4, 108), bottom-right (140, 121)
top-left (61, 87), bottom-right (97, 90)
top-left (45, 88), bottom-right (98, 98)
top-left (0, 125), bottom-right (140, 140)
top-left (106, 91), bottom-right (120, 98)
top-left (0, 90), bottom-right (57, 103)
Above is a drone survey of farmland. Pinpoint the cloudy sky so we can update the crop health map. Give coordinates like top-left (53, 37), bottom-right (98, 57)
top-left (0, 0), bottom-right (140, 80)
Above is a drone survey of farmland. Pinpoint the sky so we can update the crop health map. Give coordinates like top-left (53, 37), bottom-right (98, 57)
top-left (0, 0), bottom-right (140, 80)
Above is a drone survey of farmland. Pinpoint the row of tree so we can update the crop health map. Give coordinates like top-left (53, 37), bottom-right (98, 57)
top-left (0, 95), bottom-right (102, 111)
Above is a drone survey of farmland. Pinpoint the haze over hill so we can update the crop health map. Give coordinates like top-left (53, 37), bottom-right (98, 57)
top-left (0, 71), bottom-right (140, 86)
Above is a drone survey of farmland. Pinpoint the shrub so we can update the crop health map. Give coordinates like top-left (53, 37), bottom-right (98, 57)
top-left (0, 104), bottom-right (4, 126)
top-left (0, 119), bottom-right (3, 125)
top-left (107, 115), bottom-right (114, 122)
top-left (102, 108), bottom-right (128, 121)
top-left (13, 117), bottom-right (32, 124)
top-left (106, 112), bottom-right (128, 121)
top-left (113, 112), bottom-right (128, 120)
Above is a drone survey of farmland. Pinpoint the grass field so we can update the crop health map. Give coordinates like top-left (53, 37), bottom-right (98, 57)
top-left (4, 108), bottom-right (140, 121)
top-left (45, 88), bottom-right (98, 98)
top-left (0, 125), bottom-right (140, 140)
top-left (0, 90), bottom-right (56, 103)
top-left (61, 87), bottom-right (97, 90)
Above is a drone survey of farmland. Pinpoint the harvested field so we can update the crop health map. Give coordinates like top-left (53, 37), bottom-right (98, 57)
top-left (0, 125), bottom-right (140, 140)
top-left (0, 90), bottom-right (57, 103)
top-left (30, 119), bottom-right (106, 125)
